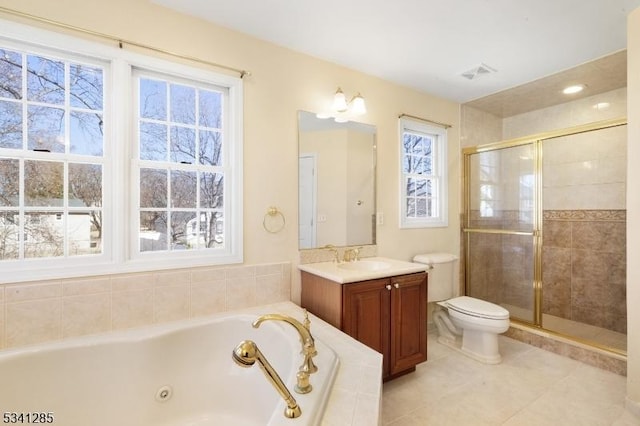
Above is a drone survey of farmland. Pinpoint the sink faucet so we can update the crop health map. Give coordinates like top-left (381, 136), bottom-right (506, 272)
top-left (232, 339), bottom-right (302, 419)
top-left (323, 244), bottom-right (341, 263)
top-left (252, 310), bottom-right (317, 394)
top-left (342, 246), bottom-right (363, 262)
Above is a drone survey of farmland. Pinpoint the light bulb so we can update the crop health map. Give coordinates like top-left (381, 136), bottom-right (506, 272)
top-left (351, 93), bottom-right (366, 115)
top-left (332, 88), bottom-right (348, 112)
top-left (562, 84), bottom-right (585, 95)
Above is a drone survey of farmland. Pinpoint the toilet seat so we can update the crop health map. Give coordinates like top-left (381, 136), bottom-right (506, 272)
top-left (443, 296), bottom-right (509, 320)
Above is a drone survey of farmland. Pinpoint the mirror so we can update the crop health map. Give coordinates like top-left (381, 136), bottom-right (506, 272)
top-left (298, 110), bottom-right (376, 249)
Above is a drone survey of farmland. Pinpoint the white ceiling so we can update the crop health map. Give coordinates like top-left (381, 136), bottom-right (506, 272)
top-left (152, 0), bottom-right (640, 104)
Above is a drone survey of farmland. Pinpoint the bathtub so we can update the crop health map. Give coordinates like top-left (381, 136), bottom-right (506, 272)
top-left (0, 310), bottom-right (339, 426)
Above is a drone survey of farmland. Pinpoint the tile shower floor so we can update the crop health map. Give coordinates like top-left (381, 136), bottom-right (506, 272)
top-left (504, 304), bottom-right (627, 352)
top-left (382, 332), bottom-right (637, 425)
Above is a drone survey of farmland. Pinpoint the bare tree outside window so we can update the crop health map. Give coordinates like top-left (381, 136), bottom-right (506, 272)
top-left (1, 27), bottom-right (242, 280)
top-left (137, 76), bottom-right (225, 253)
top-left (400, 118), bottom-right (448, 228)
top-left (403, 133), bottom-right (435, 218)
top-left (0, 47), bottom-right (104, 260)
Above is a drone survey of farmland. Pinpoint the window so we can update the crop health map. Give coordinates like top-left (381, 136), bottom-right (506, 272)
top-left (399, 118), bottom-right (448, 228)
top-left (0, 47), bottom-right (106, 261)
top-left (0, 20), bottom-right (243, 282)
top-left (134, 72), bottom-right (227, 254)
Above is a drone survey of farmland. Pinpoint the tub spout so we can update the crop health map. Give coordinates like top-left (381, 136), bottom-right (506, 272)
top-left (232, 340), bottom-right (302, 419)
top-left (253, 310), bottom-right (317, 394)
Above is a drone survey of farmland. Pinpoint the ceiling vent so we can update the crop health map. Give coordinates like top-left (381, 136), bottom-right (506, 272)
top-left (460, 63), bottom-right (497, 80)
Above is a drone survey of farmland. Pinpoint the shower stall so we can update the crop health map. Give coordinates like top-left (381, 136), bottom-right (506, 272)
top-left (462, 118), bottom-right (627, 355)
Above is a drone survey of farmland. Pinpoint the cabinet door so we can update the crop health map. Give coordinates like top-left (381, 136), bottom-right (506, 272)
top-left (342, 278), bottom-right (391, 376)
top-left (389, 273), bottom-right (427, 376)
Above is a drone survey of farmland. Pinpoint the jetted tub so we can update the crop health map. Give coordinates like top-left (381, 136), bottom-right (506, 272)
top-left (0, 310), bottom-right (339, 426)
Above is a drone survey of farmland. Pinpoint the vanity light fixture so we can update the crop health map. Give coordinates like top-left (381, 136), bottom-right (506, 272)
top-left (331, 87), bottom-right (367, 115)
top-left (562, 84), bottom-right (586, 95)
top-left (316, 88), bottom-right (367, 122)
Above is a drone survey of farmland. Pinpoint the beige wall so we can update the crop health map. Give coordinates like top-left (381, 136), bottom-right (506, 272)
top-left (626, 7), bottom-right (640, 415)
top-left (0, 0), bottom-right (460, 347)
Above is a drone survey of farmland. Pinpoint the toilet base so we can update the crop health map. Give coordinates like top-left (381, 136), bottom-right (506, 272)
top-left (433, 305), bottom-right (504, 364)
top-left (437, 333), bottom-right (503, 364)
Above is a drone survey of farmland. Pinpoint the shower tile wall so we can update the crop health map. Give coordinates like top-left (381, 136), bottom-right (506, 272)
top-left (543, 210), bottom-right (626, 333)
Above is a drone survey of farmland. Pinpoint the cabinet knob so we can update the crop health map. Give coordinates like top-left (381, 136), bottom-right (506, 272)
top-left (385, 284), bottom-right (392, 291)
top-left (394, 283), bottom-right (400, 289)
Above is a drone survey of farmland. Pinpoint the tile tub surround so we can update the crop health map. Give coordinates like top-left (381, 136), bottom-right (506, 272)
top-left (0, 262), bottom-right (291, 350)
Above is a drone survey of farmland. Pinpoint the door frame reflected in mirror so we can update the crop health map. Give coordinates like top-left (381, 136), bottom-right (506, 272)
top-left (298, 110), bottom-right (377, 250)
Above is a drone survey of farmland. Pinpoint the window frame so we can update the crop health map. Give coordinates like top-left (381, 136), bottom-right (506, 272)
top-left (398, 117), bottom-right (448, 228)
top-left (0, 19), bottom-right (243, 283)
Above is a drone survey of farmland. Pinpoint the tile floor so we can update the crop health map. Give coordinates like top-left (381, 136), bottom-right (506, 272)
top-left (382, 332), bottom-right (639, 425)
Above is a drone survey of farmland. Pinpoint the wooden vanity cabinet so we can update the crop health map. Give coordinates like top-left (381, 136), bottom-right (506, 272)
top-left (301, 271), bottom-right (427, 380)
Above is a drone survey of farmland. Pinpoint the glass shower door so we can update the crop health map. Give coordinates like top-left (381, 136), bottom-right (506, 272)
top-left (464, 143), bottom-right (538, 324)
top-left (541, 126), bottom-right (627, 351)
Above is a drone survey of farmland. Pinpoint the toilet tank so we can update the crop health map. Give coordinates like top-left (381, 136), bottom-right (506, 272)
top-left (413, 253), bottom-right (458, 302)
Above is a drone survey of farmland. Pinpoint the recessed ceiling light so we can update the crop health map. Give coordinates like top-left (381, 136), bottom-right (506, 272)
top-left (563, 84), bottom-right (585, 95)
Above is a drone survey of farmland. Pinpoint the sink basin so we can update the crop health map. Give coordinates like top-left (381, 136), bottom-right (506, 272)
top-left (338, 260), bottom-right (391, 271)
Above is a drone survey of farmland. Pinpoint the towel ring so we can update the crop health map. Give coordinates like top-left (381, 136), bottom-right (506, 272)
top-left (263, 207), bottom-right (285, 233)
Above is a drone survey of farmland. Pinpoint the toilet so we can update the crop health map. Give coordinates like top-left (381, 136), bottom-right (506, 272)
top-left (413, 253), bottom-right (510, 364)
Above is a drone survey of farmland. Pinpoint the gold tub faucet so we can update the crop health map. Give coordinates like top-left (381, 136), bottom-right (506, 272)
top-left (232, 340), bottom-right (302, 419)
top-left (252, 310), bottom-right (318, 394)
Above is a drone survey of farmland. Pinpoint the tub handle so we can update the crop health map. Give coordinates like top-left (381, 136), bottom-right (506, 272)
top-left (232, 340), bottom-right (302, 419)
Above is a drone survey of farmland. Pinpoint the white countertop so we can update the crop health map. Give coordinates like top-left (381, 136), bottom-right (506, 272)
top-left (298, 256), bottom-right (428, 283)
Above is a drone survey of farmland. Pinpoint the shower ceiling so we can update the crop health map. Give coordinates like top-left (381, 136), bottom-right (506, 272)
top-left (464, 50), bottom-right (628, 118)
top-left (152, 0), bottom-right (640, 103)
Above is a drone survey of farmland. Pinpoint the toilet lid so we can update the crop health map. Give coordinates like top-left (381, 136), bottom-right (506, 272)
top-left (445, 296), bottom-right (510, 320)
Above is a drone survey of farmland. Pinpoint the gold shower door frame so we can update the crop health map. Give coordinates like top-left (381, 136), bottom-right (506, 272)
top-left (462, 117), bottom-right (627, 351)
